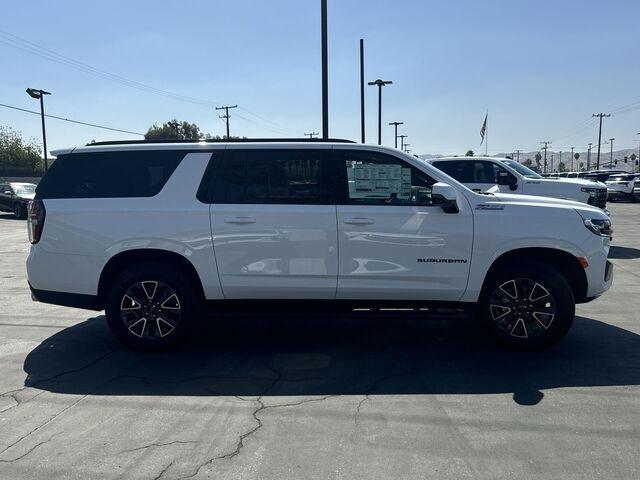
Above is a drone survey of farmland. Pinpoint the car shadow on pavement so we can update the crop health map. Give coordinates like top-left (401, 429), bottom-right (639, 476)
top-left (21, 313), bottom-right (640, 406)
top-left (609, 245), bottom-right (640, 259)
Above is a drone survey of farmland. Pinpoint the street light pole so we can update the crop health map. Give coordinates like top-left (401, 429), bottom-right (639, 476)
top-left (26, 88), bottom-right (51, 172)
top-left (570, 147), bottom-right (574, 171)
top-left (609, 138), bottom-right (615, 166)
top-left (321, 0), bottom-right (329, 139)
top-left (388, 121), bottom-right (403, 148)
top-left (368, 79), bottom-right (392, 145)
top-left (359, 39), bottom-right (365, 143)
top-left (587, 143), bottom-right (592, 170)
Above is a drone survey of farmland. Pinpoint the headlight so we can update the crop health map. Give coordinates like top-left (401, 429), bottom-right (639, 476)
top-left (583, 218), bottom-right (612, 236)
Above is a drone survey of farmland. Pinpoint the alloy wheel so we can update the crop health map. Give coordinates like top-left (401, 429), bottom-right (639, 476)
top-left (488, 278), bottom-right (556, 339)
top-left (119, 280), bottom-right (182, 339)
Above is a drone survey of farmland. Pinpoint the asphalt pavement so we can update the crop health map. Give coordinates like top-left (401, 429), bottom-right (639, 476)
top-left (1, 203), bottom-right (639, 480)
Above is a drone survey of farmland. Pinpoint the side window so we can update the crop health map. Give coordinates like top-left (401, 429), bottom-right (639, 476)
top-left (210, 149), bottom-right (334, 204)
top-left (473, 161), bottom-right (499, 183)
top-left (433, 161), bottom-right (474, 183)
top-left (35, 150), bottom-right (185, 199)
top-left (340, 150), bottom-right (435, 206)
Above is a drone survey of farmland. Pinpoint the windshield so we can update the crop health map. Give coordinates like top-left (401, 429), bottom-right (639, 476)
top-left (14, 184), bottom-right (36, 195)
top-left (500, 159), bottom-right (542, 178)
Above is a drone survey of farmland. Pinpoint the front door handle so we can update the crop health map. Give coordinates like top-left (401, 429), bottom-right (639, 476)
top-left (343, 217), bottom-right (375, 225)
top-left (224, 216), bottom-right (256, 224)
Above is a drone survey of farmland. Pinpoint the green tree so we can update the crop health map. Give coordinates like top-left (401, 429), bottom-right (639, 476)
top-left (0, 126), bottom-right (43, 176)
top-left (145, 119), bottom-right (212, 141)
top-left (465, 149), bottom-right (474, 157)
top-left (558, 161), bottom-right (566, 172)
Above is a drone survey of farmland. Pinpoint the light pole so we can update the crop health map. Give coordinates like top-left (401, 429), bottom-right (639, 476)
top-left (388, 121), bottom-right (403, 148)
top-left (368, 79), bottom-right (392, 145)
top-left (26, 88), bottom-right (51, 172)
top-left (587, 143), bottom-right (592, 170)
top-left (570, 147), bottom-right (574, 171)
top-left (403, 143), bottom-right (410, 153)
top-left (321, 0), bottom-right (328, 139)
top-left (399, 135), bottom-right (407, 151)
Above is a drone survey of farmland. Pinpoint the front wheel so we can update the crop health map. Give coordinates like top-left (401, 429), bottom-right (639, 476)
top-left (478, 261), bottom-right (575, 351)
top-left (105, 262), bottom-right (201, 351)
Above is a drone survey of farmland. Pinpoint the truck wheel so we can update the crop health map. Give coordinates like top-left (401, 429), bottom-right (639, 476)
top-left (478, 261), bottom-right (575, 351)
top-left (105, 262), bottom-right (201, 351)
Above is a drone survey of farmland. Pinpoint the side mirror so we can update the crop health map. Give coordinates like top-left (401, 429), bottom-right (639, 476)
top-left (432, 182), bottom-right (459, 214)
top-left (3, 191), bottom-right (13, 196)
top-left (496, 170), bottom-right (517, 190)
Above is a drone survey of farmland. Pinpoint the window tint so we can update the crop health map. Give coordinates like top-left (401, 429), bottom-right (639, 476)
top-left (339, 150), bottom-right (435, 205)
top-left (433, 161), bottom-right (474, 183)
top-left (35, 150), bottom-right (185, 199)
top-left (208, 149), bottom-right (334, 204)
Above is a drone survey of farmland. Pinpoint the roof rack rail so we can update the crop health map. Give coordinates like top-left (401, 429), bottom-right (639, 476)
top-left (85, 138), bottom-right (356, 146)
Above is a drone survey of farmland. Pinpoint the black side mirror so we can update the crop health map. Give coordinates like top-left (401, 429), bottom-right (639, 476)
top-left (496, 171), bottom-right (517, 191)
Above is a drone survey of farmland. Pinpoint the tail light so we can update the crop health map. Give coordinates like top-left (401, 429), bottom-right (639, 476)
top-left (27, 200), bottom-right (46, 244)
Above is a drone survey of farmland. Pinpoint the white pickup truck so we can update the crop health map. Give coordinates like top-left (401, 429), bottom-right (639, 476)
top-left (427, 157), bottom-right (608, 211)
top-left (26, 140), bottom-right (613, 351)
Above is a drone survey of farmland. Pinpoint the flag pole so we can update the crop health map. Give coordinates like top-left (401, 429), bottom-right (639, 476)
top-left (485, 109), bottom-right (488, 156)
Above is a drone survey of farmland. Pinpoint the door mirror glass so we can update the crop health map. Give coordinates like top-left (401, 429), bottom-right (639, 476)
top-left (431, 182), bottom-right (459, 213)
top-left (4, 191), bottom-right (13, 196)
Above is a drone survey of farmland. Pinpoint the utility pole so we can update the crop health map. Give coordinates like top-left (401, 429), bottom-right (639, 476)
top-left (587, 143), bottom-right (592, 170)
top-left (540, 141), bottom-right (552, 173)
top-left (592, 112), bottom-right (610, 170)
top-left (515, 149), bottom-right (522, 162)
top-left (388, 121), bottom-right (403, 148)
top-left (399, 135), bottom-right (408, 151)
top-left (559, 151), bottom-right (562, 170)
top-left (321, 0), bottom-right (328, 139)
top-left (551, 154), bottom-right (554, 172)
top-left (368, 79), bottom-right (392, 145)
top-left (359, 39), bottom-right (365, 143)
top-left (304, 132), bottom-right (319, 139)
top-left (570, 147), bottom-right (575, 171)
top-left (26, 88), bottom-right (51, 171)
top-left (216, 105), bottom-right (237, 138)
top-left (609, 137), bottom-right (615, 166)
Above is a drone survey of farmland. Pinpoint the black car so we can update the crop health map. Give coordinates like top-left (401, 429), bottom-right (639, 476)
top-left (0, 182), bottom-right (37, 219)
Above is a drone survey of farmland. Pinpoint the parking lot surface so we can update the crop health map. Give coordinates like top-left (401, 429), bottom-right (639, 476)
top-left (1, 204), bottom-right (639, 480)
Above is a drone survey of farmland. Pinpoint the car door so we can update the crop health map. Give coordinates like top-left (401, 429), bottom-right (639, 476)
top-left (334, 148), bottom-right (473, 301)
top-left (0, 184), bottom-right (13, 210)
top-left (209, 147), bottom-right (339, 299)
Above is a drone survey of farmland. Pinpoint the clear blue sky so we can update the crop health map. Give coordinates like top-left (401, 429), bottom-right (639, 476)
top-left (1, 0), bottom-right (639, 156)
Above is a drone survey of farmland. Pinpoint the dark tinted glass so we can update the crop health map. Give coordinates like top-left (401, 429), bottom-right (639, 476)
top-left (35, 150), bottom-right (185, 199)
top-left (433, 161), bottom-right (474, 183)
top-left (209, 149), bottom-right (334, 204)
top-left (339, 150), bottom-right (436, 205)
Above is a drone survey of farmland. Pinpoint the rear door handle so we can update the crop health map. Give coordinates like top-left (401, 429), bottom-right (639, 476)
top-left (343, 217), bottom-right (375, 225)
top-left (224, 216), bottom-right (256, 224)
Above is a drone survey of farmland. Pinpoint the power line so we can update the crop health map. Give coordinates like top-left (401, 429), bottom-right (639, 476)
top-left (0, 102), bottom-right (144, 136)
top-left (0, 29), bottom-right (294, 135)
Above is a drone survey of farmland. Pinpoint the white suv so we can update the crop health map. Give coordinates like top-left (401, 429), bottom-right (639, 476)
top-left (27, 140), bottom-right (613, 351)
top-left (605, 173), bottom-right (639, 202)
top-left (427, 157), bottom-right (608, 211)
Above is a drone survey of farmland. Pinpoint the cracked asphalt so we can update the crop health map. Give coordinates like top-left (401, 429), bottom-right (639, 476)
top-left (1, 203), bottom-right (640, 480)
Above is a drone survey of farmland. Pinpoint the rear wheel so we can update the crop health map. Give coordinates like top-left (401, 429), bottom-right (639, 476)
top-left (478, 261), bottom-right (575, 350)
top-left (105, 262), bottom-right (201, 351)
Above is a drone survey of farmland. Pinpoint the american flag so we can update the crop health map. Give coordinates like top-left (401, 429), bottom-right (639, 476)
top-left (480, 112), bottom-right (488, 145)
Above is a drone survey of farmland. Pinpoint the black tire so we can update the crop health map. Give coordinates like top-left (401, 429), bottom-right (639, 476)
top-left (13, 203), bottom-right (26, 219)
top-left (105, 262), bottom-right (202, 351)
top-left (478, 260), bottom-right (575, 351)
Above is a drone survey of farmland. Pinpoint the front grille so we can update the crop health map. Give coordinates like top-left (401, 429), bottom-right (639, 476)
top-left (588, 189), bottom-right (608, 209)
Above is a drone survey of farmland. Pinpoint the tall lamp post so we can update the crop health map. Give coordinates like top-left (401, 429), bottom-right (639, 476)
top-left (26, 88), bottom-right (51, 172)
top-left (367, 79), bottom-right (392, 145)
top-left (388, 121), bottom-right (403, 148)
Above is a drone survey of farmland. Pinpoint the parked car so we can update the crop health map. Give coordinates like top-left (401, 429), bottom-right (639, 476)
top-left (27, 140), bottom-right (613, 351)
top-left (427, 157), bottom-right (608, 211)
top-left (0, 182), bottom-right (37, 219)
top-left (605, 173), bottom-right (639, 202)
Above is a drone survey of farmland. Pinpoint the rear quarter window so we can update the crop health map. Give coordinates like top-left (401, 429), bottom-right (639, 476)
top-left (35, 150), bottom-right (186, 199)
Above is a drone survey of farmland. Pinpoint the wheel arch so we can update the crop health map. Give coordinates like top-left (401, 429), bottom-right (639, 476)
top-left (480, 247), bottom-right (588, 303)
top-left (97, 249), bottom-right (206, 309)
